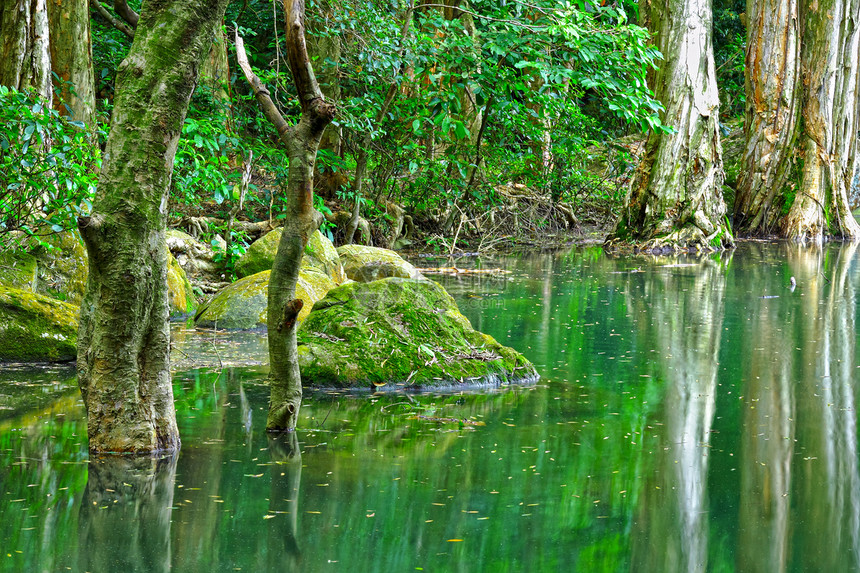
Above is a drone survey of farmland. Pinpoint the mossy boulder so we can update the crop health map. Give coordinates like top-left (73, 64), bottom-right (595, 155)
top-left (235, 228), bottom-right (282, 278)
top-left (194, 268), bottom-right (336, 330)
top-left (0, 250), bottom-right (39, 291)
top-left (24, 231), bottom-right (89, 305)
top-left (336, 244), bottom-right (421, 282)
top-left (167, 250), bottom-right (197, 318)
top-left (236, 229), bottom-right (346, 284)
top-left (304, 230), bottom-right (347, 284)
top-left (166, 229), bottom-right (220, 280)
top-left (0, 231), bottom-right (87, 304)
top-left (0, 285), bottom-right (79, 362)
top-left (297, 277), bottom-right (538, 389)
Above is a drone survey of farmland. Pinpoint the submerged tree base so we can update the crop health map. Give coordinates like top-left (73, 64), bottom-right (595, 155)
top-left (604, 222), bottom-right (735, 255)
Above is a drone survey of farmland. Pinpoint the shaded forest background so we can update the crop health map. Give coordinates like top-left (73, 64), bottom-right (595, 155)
top-left (1, 0), bottom-right (754, 269)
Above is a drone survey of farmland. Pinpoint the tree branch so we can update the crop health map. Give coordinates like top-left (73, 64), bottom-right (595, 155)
top-left (284, 0), bottom-right (328, 115)
top-left (113, 0), bottom-right (139, 27)
top-left (89, 0), bottom-right (134, 39)
top-left (234, 30), bottom-right (294, 143)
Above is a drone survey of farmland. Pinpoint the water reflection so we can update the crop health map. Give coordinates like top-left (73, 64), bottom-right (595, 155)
top-left (5, 244), bottom-right (860, 571)
top-left (626, 255), bottom-right (727, 572)
top-left (736, 245), bottom-right (796, 573)
top-left (789, 243), bottom-right (860, 572)
top-left (78, 456), bottom-right (177, 573)
top-left (267, 433), bottom-right (302, 570)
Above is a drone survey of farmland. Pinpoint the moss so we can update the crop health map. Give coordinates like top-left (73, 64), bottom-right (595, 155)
top-left (0, 285), bottom-right (79, 362)
top-left (194, 268), bottom-right (336, 330)
top-left (166, 249), bottom-right (197, 318)
top-left (236, 229), bottom-right (347, 285)
top-left (297, 277), bottom-right (538, 390)
top-left (235, 228), bottom-right (282, 278)
top-left (195, 271), bottom-right (271, 329)
top-left (305, 230), bottom-right (346, 284)
top-left (336, 244), bottom-right (420, 282)
top-left (0, 251), bottom-right (38, 290)
top-left (32, 231), bottom-right (88, 305)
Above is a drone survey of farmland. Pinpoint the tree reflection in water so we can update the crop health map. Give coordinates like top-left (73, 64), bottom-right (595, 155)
top-left (628, 254), bottom-right (728, 572)
top-left (78, 455), bottom-right (177, 573)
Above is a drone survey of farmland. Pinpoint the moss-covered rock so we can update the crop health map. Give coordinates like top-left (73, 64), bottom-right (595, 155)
top-left (297, 277), bottom-right (538, 390)
top-left (237, 229), bottom-right (347, 285)
top-left (194, 268), bottom-right (336, 330)
top-left (0, 231), bottom-right (87, 304)
top-left (336, 244), bottom-right (421, 282)
top-left (166, 250), bottom-right (197, 318)
top-left (30, 231), bottom-right (89, 305)
top-left (0, 250), bottom-right (39, 291)
top-left (304, 230), bottom-right (347, 284)
top-left (0, 285), bottom-right (79, 362)
top-left (235, 228), bottom-right (282, 278)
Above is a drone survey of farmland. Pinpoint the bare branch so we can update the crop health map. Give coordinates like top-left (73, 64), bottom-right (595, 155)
top-left (113, 0), bottom-right (139, 27)
top-left (284, 0), bottom-right (328, 114)
top-left (89, 0), bottom-right (134, 39)
top-left (234, 30), bottom-right (294, 143)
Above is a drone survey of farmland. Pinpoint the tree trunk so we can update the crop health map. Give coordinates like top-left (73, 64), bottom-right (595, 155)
top-left (306, 0), bottom-right (341, 155)
top-left (0, 0), bottom-right (53, 101)
top-left (46, 0), bottom-right (95, 125)
top-left (780, 0), bottom-right (860, 240)
top-left (235, 0), bottom-right (335, 432)
top-left (76, 0), bottom-right (229, 454)
top-left (732, 0), bottom-right (801, 235)
top-left (198, 25), bottom-right (229, 111)
top-left (735, 0), bottom-right (860, 241)
top-left (606, 0), bottom-right (733, 252)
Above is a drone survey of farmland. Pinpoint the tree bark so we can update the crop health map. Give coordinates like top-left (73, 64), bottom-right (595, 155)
top-left (236, 0), bottom-right (335, 432)
top-left (198, 25), bottom-right (230, 110)
top-left (735, 0), bottom-right (860, 241)
top-left (606, 0), bottom-right (733, 252)
top-left (76, 0), bottom-right (229, 454)
top-left (781, 0), bottom-right (860, 240)
top-left (306, 0), bottom-right (341, 156)
top-left (0, 0), bottom-right (53, 101)
top-left (47, 0), bottom-right (95, 125)
top-left (732, 0), bottom-right (801, 235)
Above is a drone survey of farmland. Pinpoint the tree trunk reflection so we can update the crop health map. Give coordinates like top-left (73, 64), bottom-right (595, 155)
top-left (630, 254), bottom-right (728, 572)
top-left (78, 455), bottom-right (177, 572)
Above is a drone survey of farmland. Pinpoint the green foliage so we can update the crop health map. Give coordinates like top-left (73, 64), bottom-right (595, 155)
top-left (210, 226), bottom-right (249, 276)
top-left (172, 113), bottom-right (243, 207)
top-left (0, 87), bottom-right (101, 248)
top-left (713, 0), bottom-right (746, 118)
top-left (303, 0), bottom-right (667, 221)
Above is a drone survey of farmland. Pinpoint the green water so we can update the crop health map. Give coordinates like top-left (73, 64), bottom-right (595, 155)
top-left (2, 242), bottom-right (860, 572)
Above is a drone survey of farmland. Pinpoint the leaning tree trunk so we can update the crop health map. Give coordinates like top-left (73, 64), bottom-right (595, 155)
top-left (76, 0), bottom-right (229, 454)
top-left (236, 0), bottom-right (336, 432)
top-left (780, 0), bottom-right (860, 240)
top-left (46, 0), bottom-right (95, 125)
top-left (0, 0), bottom-right (52, 101)
top-left (732, 0), bottom-right (801, 235)
top-left (605, 0), bottom-right (733, 252)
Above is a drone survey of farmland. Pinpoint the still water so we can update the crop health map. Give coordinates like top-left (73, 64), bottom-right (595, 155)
top-left (2, 242), bottom-right (859, 572)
